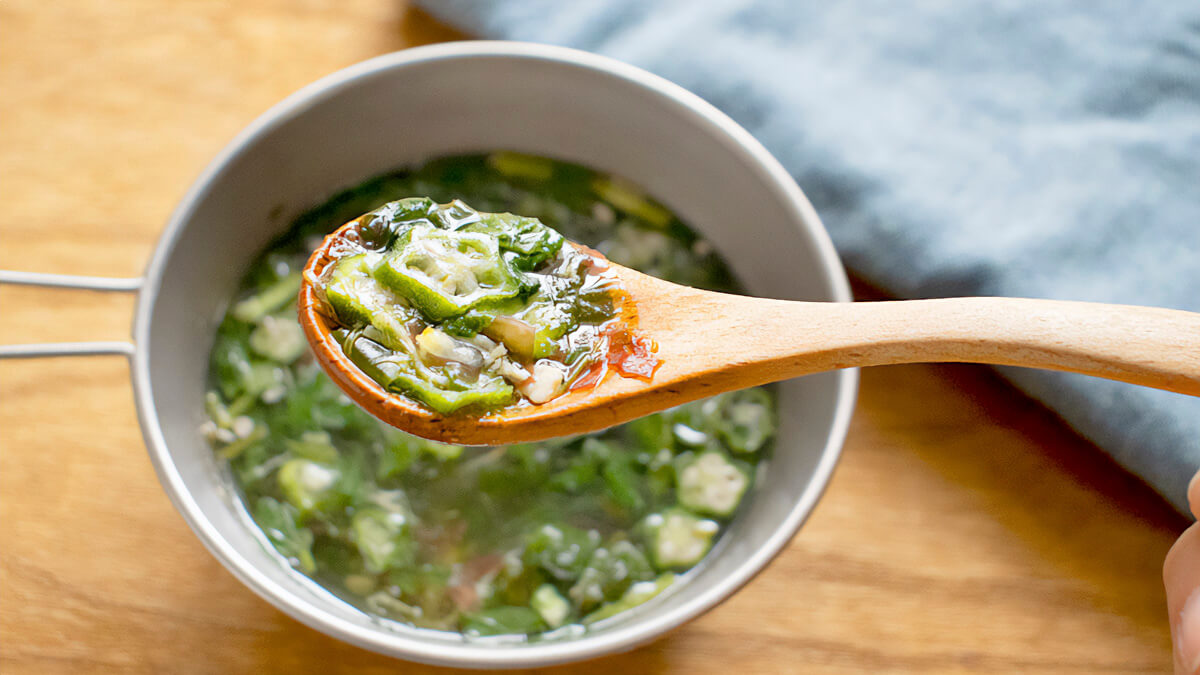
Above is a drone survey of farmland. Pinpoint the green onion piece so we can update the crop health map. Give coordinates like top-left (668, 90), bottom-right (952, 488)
top-left (232, 272), bottom-right (302, 323)
top-left (591, 176), bottom-right (673, 228)
top-left (487, 151), bottom-right (554, 181)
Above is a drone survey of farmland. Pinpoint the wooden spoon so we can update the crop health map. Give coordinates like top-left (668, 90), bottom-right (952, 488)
top-left (299, 220), bottom-right (1200, 446)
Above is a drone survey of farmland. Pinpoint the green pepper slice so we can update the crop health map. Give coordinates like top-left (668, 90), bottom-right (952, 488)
top-left (322, 253), bottom-right (415, 349)
top-left (374, 225), bottom-right (531, 321)
top-left (387, 370), bottom-right (514, 415)
top-left (337, 330), bottom-right (514, 414)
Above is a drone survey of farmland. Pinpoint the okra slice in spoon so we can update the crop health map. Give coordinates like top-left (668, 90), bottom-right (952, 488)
top-left (299, 197), bottom-right (1200, 446)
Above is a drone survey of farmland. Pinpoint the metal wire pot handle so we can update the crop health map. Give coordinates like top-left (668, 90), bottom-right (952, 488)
top-left (0, 270), bottom-right (143, 358)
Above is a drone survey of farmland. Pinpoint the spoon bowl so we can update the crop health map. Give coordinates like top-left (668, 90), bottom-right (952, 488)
top-left (300, 217), bottom-right (1200, 446)
top-left (298, 217), bottom-right (678, 444)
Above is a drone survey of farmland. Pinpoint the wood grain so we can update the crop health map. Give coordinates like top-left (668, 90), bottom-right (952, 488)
top-left (0, 2), bottom-right (1185, 673)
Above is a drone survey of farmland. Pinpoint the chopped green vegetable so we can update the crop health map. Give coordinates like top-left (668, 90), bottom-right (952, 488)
top-left (204, 390), bottom-right (234, 429)
top-left (462, 211), bottom-right (564, 269)
top-left (374, 225), bottom-right (529, 321)
top-left (569, 541), bottom-right (654, 611)
top-left (232, 272), bottom-right (302, 323)
top-left (440, 310), bottom-right (494, 338)
top-left (602, 453), bottom-right (646, 513)
top-left (627, 413), bottom-right (673, 454)
top-left (583, 573), bottom-right (676, 625)
top-left (337, 329), bottom-right (516, 414)
top-left (389, 369), bottom-right (515, 415)
top-left (523, 524), bottom-right (601, 583)
top-left (365, 590), bottom-right (423, 622)
top-left (718, 389), bottom-right (776, 454)
top-left (464, 606), bottom-right (546, 637)
top-left (548, 437), bottom-right (609, 493)
top-left (351, 506), bottom-right (416, 573)
top-left (249, 314), bottom-right (307, 364)
top-left (487, 151), bottom-right (554, 182)
top-left (677, 451), bottom-right (750, 518)
top-left (591, 176), bottom-right (674, 229)
top-left (343, 573), bottom-right (376, 597)
top-left (216, 423), bottom-right (266, 460)
top-left (277, 458), bottom-right (341, 514)
top-left (642, 508), bottom-right (720, 569)
top-left (322, 253), bottom-right (412, 347)
top-left (531, 584), bottom-right (572, 628)
top-left (283, 430), bottom-right (338, 463)
top-left (253, 497), bottom-right (316, 573)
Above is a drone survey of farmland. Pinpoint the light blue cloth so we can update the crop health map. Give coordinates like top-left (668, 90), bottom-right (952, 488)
top-left (418, 0), bottom-right (1200, 515)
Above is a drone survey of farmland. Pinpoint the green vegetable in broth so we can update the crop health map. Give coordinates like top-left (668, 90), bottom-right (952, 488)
top-left (202, 153), bottom-right (776, 638)
top-left (641, 508), bottom-right (720, 570)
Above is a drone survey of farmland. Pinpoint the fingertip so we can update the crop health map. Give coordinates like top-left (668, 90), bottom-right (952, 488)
top-left (1190, 470), bottom-right (1200, 521)
top-left (1179, 590), bottom-right (1200, 674)
top-left (1167, 522), bottom-right (1200, 674)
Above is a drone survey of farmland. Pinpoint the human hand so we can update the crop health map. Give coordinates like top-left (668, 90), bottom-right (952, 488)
top-left (1167, 470), bottom-right (1200, 674)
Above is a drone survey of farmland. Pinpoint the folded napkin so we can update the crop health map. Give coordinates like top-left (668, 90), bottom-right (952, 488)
top-left (418, 0), bottom-right (1200, 515)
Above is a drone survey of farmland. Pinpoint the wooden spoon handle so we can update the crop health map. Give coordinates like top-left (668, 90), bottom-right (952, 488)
top-left (784, 297), bottom-right (1200, 395)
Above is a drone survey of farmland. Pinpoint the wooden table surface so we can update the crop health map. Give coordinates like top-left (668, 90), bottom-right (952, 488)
top-left (0, 2), bottom-right (1187, 673)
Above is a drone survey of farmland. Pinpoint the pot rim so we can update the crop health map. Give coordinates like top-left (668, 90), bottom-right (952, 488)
top-left (131, 40), bottom-right (858, 668)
